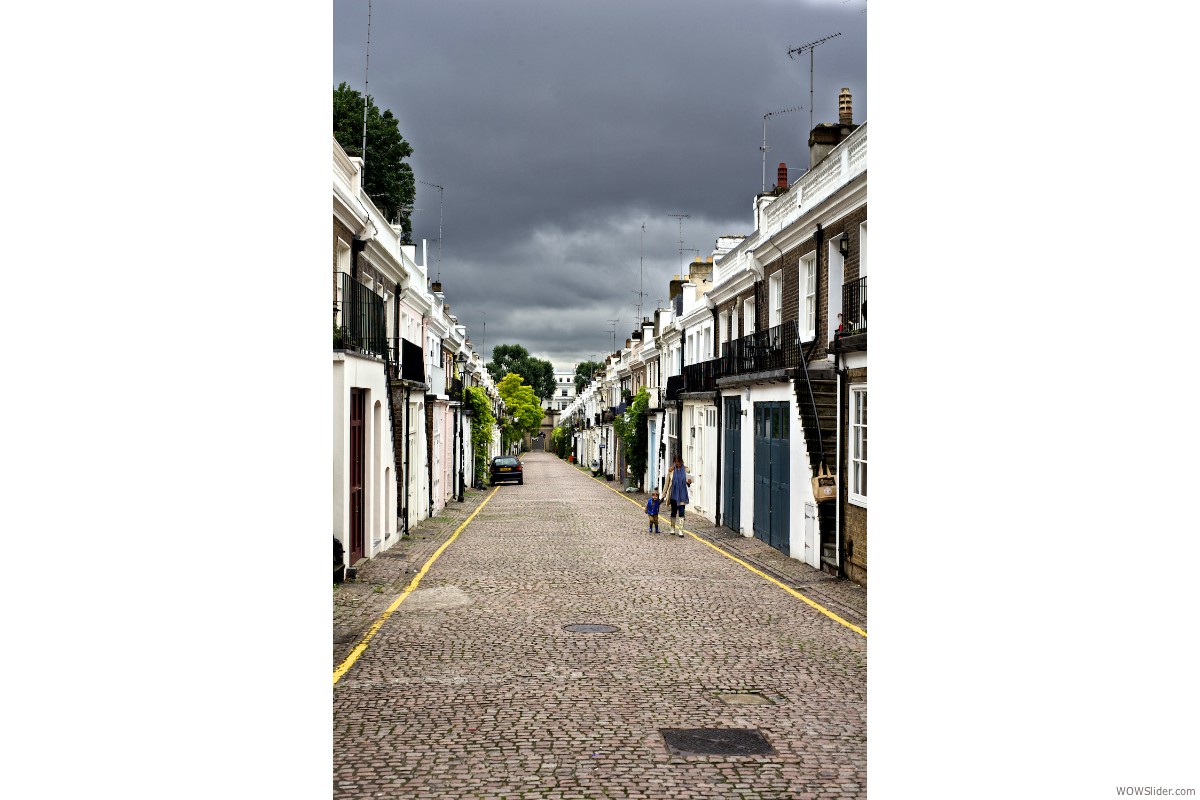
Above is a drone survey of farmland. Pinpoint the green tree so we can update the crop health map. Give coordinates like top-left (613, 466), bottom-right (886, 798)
top-left (487, 343), bottom-right (528, 382)
top-left (523, 357), bottom-right (555, 401)
top-left (550, 423), bottom-right (573, 459)
top-left (487, 343), bottom-right (555, 400)
top-left (463, 385), bottom-right (496, 487)
top-left (497, 373), bottom-right (544, 453)
top-left (574, 360), bottom-right (604, 395)
top-left (613, 387), bottom-right (650, 489)
top-left (333, 83), bottom-right (415, 238)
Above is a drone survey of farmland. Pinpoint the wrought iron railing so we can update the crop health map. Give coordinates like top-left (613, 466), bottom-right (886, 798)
top-left (387, 337), bottom-right (426, 383)
top-left (665, 374), bottom-right (686, 402)
top-left (333, 272), bottom-right (386, 357)
top-left (682, 358), bottom-right (720, 393)
top-left (719, 319), bottom-right (800, 375)
top-left (842, 276), bottom-right (867, 335)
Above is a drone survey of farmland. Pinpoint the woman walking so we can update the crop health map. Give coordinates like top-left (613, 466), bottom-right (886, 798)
top-left (663, 455), bottom-right (692, 537)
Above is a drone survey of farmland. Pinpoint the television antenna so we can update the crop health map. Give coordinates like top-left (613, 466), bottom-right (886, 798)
top-left (787, 33), bottom-right (842, 136)
top-left (667, 213), bottom-right (689, 274)
top-left (480, 311), bottom-right (486, 361)
top-left (361, 0), bottom-right (372, 180)
top-left (761, 105), bottom-right (804, 192)
top-left (606, 319), bottom-right (619, 353)
top-left (418, 180), bottom-right (443, 281)
top-left (632, 221), bottom-right (648, 320)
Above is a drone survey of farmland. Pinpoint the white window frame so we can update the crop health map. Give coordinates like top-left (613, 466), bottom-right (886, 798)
top-left (801, 254), bottom-right (816, 342)
top-left (849, 383), bottom-right (867, 507)
top-left (743, 297), bottom-right (756, 336)
top-left (827, 240), bottom-right (845, 342)
top-left (768, 270), bottom-right (782, 328)
top-left (858, 221), bottom-right (868, 279)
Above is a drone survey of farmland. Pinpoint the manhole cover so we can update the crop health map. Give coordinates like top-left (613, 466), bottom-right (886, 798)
top-left (563, 623), bottom-right (619, 633)
top-left (660, 728), bottom-right (775, 756)
top-left (716, 692), bottom-right (774, 706)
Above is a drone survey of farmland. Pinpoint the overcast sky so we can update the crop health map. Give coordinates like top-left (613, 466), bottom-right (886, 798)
top-left (333, 0), bottom-right (867, 370)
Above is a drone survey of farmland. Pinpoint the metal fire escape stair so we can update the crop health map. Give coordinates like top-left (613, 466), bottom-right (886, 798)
top-left (794, 365), bottom-right (840, 575)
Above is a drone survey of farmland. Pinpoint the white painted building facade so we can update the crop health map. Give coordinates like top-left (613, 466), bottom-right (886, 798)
top-left (333, 137), bottom-right (488, 573)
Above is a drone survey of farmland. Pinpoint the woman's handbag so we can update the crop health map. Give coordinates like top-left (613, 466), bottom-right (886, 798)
top-left (811, 464), bottom-right (837, 503)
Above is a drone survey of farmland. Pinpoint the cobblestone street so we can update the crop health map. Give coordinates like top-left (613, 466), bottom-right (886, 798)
top-left (333, 451), bottom-right (867, 799)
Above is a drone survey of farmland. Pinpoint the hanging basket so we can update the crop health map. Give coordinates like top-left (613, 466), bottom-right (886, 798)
top-left (811, 464), bottom-right (837, 503)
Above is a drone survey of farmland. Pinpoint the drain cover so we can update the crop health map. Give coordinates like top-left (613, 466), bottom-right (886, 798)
top-left (716, 692), bottom-right (774, 706)
top-left (563, 623), bottom-right (619, 633)
top-left (660, 728), bottom-right (775, 756)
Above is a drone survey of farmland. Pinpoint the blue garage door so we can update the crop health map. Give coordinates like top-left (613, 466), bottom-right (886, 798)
top-left (752, 401), bottom-right (790, 555)
top-left (723, 396), bottom-right (741, 532)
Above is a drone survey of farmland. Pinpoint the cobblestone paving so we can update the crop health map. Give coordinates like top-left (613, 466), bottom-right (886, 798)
top-left (333, 452), bottom-right (867, 799)
top-left (334, 489), bottom-right (491, 667)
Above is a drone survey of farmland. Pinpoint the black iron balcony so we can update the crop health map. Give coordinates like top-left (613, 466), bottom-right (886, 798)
top-left (682, 358), bottom-right (720, 393)
top-left (333, 272), bottom-right (386, 357)
top-left (387, 337), bottom-right (426, 384)
top-left (665, 374), bottom-right (686, 402)
top-left (719, 319), bottom-right (800, 375)
top-left (842, 277), bottom-right (867, 336)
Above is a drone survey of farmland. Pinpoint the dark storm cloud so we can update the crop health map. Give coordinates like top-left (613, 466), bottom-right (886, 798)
top-left (334, 0), bottom-right (866, 369)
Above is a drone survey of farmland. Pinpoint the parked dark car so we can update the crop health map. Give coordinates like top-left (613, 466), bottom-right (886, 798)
top-left (490, 455), bottom-right (524, 485)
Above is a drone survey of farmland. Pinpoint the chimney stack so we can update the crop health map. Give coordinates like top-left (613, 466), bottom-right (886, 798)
top-left (777, 162), bottom-right (788, 189)
top-left (809, 89), bottom-right (861, 169)
top-left (839, 87), bottom-right (852, 125)
top-left (688, 257), bottom-right (714, 286)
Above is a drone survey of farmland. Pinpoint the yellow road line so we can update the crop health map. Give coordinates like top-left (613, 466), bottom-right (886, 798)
top-left (333, 486), bottom-right (501, 685)
top-left (584, 469), bottom-right (866, 638)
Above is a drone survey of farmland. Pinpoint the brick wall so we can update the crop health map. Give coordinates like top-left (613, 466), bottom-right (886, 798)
top-left (845, 505), bottom-right (867, 586)
top-left (760, 203), bottom-right (868, 363)
top-left (818, 205), bottom-right (868, 360)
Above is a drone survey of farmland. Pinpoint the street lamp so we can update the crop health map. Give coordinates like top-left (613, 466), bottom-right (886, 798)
top-left (454, 352), bottom-right (468, 502)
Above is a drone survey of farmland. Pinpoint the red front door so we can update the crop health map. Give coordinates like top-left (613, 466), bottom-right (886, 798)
top-left (349, 389), bottom-right (365, 563)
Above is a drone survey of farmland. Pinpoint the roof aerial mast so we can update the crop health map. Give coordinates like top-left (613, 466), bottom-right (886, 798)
top-left (361, 0), bottom-right (372, 180)
top-left (760, 105), bottom-right (803, 192)
top-left (418, 180), bottom-right (444, 282)
top-left (787, 32), bottom-right (842, 141)
top-left (632, 221), bottom-right (648, 321)
top-left (667, 214), bottom-right (690, 275)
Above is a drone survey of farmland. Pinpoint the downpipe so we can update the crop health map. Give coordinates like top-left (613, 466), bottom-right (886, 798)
top-left (835, 346), bottom-right (846, 577)
top-left (403, 385), bottom-right (411, 537)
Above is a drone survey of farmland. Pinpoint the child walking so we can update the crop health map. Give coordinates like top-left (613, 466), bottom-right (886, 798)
top-left (645, 491), bottom-right (662, 533)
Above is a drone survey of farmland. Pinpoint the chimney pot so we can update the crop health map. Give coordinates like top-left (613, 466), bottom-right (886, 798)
top-left (777, 162), bottom-right (788, 189)
top-left (839, 87), bottom-right (853, 125)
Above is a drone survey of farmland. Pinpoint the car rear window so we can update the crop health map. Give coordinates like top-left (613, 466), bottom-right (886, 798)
top-left (494, 457), bottom-right (519, 466)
